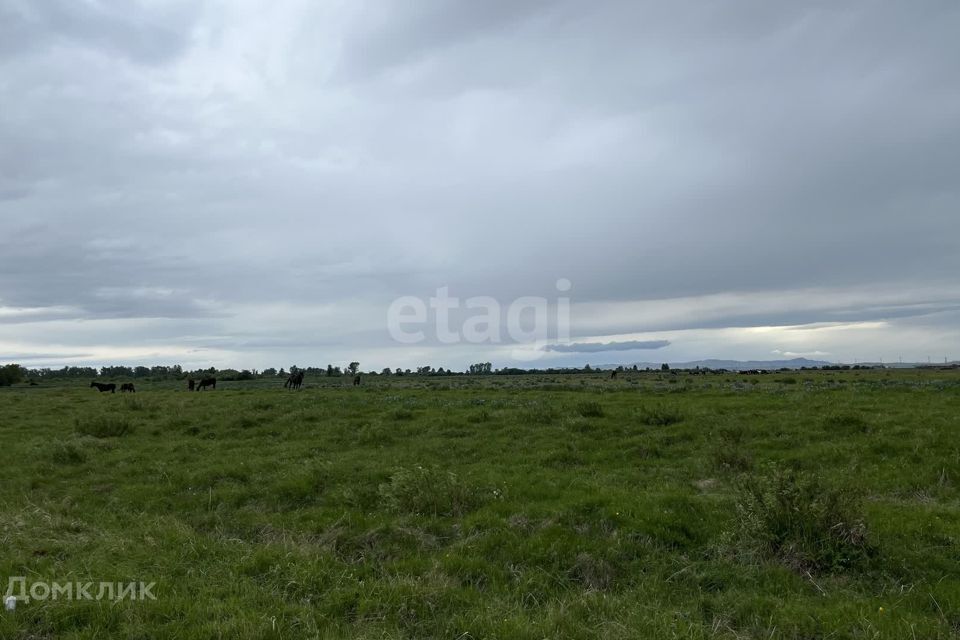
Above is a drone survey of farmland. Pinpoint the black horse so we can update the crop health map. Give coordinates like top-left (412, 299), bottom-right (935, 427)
top-left (187, 379), bottom-right (196, 391)
top-left (90, 382), bottom-right (116, 393)
top-left (284, 371), bottom-right (304, 390)
top-left (353, 374), bottom-right (361, 386)
top-left (196, 377), bottom-right (216, 391)
top-left (120, 383), bottom-right (136, 393)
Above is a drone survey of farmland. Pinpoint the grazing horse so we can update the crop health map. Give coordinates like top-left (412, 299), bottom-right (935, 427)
top-left (196, 377), bottom-right (216, 391)
top-left (187, 379), bottom-right (196, 391)
top-left (284, 371), bottom-right (304, 390)
top-left (90, 381), bottom-right (116, 394)
top-left (120, 383), bottom-right (136, 393)
top-left (353, 374), bottom-right (361, 386)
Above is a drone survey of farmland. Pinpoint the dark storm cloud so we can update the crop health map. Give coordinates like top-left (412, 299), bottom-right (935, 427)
top-left (544, 340), bottom-right (671, 353)
top-left (1, 0), bottom-right (959, 368)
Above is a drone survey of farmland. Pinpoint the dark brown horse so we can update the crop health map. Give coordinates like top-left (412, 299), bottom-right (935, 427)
top-left (90, 382), bottom-right (116, 393)
top-left (196, 377), bottom-right (216, 391)
top-left (353, 374), bottom-right (361, 386)
top-left (284, 371), bottom-right (304, 390)
top-left (120, 383), bottom-right (136, 393)
top-left (187, 379), bottom-right (196, 391)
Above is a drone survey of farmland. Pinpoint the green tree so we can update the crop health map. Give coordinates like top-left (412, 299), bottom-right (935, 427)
top-left (0, 364), bottom-right (25, 386)
top-left (468, 362), bottom-right (493, 375)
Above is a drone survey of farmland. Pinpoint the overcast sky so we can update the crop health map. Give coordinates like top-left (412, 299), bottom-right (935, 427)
top-left (2, 1), bottom-right (959, 371)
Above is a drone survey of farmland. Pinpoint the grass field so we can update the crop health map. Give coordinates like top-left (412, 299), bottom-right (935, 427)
top-left (1, 369), bottom-right (959, 638)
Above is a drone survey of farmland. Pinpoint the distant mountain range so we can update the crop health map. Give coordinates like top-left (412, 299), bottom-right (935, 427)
top-left (596, 357), bottom-right (833, 371)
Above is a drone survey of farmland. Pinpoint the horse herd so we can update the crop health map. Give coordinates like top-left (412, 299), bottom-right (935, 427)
top-left (89, 382), bottom-right (135, 393)
top-left (89, 373), bottom-right (360, 393)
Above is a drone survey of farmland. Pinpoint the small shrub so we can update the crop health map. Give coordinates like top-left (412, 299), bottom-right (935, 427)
top-left (75, 415), bottom-right (134, 438)
top-left (273, 466), bottom-right (329, 506)
top-left (124, 397), bottom-right (148, 411)
top-left (542, 443), bottom-right (585, 468)
top-left (575, 401), bottom-right (605, 418)
top-left (727, 467), bottom-right (874, 573)
top-left (566, 417), bottom-right (598, 433)
top-left (718, 425), bottom-right (745, 445)
top-left (568, 552), bottom-right (615, 591)
top-left (637, 405), bottom-right (684, 426)
top-left (713, 444), bottom-right (752, 473)
top-left (518, 402), bottom-right (559, 425)
top-left (50, 441), bottom-right (87, 465)
top-left (379, 466), bottom-right (481, 517)
top-left (392, 408), bottom-right (415, 421)
top-left (822, 413), bottom-right (870, 433)
top-left (466, 409), bottom-right (490, 424)
top-left (232, 415), bottom-right (260, 429)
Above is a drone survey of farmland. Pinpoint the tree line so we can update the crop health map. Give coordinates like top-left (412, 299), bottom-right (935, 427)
top-left (1, 362), bottom-right (610, 384)
top-left (3, 362), bottom-right (652, 384)
top-left (4, 361), bottom-right (875, 386)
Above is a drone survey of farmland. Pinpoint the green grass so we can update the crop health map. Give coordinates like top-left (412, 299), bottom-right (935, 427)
top-left (74, 414), bottom-right (135, 438)
top-left (1, 369), bottom-right (959, 638)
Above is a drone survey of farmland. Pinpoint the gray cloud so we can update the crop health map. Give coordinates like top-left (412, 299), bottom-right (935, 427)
top-left (1, 1), bottom-right (959, 369)
top-left (544, 340), bottom-right (671, 353)
top-left (0, 352), bottom-right (94, 361)
top-left (0, 0), bottom-right (195, 63)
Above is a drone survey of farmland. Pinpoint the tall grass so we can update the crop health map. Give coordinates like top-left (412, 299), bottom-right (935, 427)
top-left (75, 414), bottom-right (134, 437)
top-left (637, 404), bottom-right (684, 426)
top-left (727, 466), bottom-right (875, 573)
top-left (379, 465), bottom-right (483, 517)
top-left (574, 400), bottom-right (605, 418)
